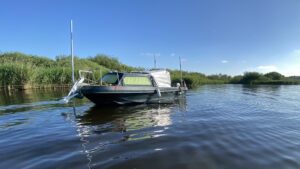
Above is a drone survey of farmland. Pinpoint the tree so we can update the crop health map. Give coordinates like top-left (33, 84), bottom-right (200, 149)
top-left (264, 72), bottom-right (284, 80)
top-left (241, 72), bottom-right (261, 84)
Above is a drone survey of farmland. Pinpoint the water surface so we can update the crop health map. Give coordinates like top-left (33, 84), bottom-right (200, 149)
top-left (1, 85), bottom-right (300, 169)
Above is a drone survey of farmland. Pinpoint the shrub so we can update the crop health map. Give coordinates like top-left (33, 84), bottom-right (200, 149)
top-left (240, 72), bottom-right (262, 84)
top-left (230, 75), bottom-right (243, 84)
top-left (264, 72), bottom-right (284, 80)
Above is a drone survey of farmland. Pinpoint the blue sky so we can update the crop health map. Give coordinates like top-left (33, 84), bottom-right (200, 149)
top-left (1, 0), bottom-right (300, 76)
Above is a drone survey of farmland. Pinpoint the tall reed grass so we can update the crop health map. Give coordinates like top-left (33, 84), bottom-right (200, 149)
top-left (0, 52), bottom-right (299, 88)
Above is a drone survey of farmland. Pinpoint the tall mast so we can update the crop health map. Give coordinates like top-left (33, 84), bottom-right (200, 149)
top-left (70, 20), bottom-right (74, 84)
top-left (179, 56), bottom-right (182, 86)
top-left (154, 54), bottom-right (156, 69)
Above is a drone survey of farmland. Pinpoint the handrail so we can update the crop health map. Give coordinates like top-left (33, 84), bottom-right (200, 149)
top-left (79, 70), bottom-right (93, 78)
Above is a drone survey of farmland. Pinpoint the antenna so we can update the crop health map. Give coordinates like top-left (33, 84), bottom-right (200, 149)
top-left (70, 20), bottom-right (74, 84)
top-left (154, 54), bottom-right (157, 69)
top-left (179, 56), bottom-right (182, 86)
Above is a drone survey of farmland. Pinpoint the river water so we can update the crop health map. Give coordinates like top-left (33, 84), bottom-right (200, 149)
top-left (0, 85), bottom-right (300, 169)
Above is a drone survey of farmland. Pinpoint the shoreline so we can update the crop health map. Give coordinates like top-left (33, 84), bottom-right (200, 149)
top-left (1, 83), bottom-right (299, 91)
top-left (0, 84), bottom-right (72, 91)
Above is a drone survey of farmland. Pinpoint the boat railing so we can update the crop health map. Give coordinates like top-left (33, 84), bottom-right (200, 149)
top-left (63, 70), bottom-right (97, 103)
top-left (79, 70), bottom-right (98, 85)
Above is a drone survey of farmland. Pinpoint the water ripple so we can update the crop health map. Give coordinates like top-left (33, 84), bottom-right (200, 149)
top-left (1, 85), bottom-right (300, 169)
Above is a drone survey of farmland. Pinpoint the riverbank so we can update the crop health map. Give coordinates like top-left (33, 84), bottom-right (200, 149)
top-left (1, 52), bottom-right (299, 89)
top-left (0, 84), bottom-right (72, 90)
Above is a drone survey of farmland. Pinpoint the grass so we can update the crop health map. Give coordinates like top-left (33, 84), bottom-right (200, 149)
top-left (0, 52), bottom-right (110, 87)
top-left (0, 52), bottom-right (299, 89)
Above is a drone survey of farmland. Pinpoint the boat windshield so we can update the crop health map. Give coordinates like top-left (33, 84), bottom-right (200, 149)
top-left (123, 76), bottom-right (152, 86)
top-left (102, 73), bottom-right (118, 85)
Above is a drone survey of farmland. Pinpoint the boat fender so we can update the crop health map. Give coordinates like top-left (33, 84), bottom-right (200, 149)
top-left (179, 86), bottom-right (182, 92)
top-left (156, 88), bottom-right (161, 97)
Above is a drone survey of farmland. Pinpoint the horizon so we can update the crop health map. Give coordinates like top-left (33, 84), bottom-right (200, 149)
top-left (1, 0), bottom-right (300, 76)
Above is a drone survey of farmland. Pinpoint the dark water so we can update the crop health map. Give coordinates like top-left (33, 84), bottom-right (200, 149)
top-left (1, 85), bottom-right (300, 169)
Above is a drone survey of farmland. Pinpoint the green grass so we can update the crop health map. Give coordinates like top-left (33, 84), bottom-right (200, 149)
top-left (0, 52), bottom-right (110, 87)
top-left (1, 52), bottom-right (299, 88)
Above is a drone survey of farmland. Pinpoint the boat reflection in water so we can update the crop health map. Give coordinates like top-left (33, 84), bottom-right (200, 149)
top-left (72, 97), bottom-right (187, 168)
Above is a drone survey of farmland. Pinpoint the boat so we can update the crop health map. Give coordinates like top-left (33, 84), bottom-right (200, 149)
top-left (64, 20), bottom-right (187, 105)
top-left (65, 69), bottom-right (187, 105)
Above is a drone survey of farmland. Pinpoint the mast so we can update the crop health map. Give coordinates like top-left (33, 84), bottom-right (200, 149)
top-left (70, 20), bottom-right (74, 84)
top-left (154, 54), bottom-right (157, 69)
top-left (179, 56), bottom-right (182, 86)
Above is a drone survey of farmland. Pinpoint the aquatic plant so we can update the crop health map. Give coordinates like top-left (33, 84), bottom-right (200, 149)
top-left (0, 52), bottom-right (299, 88)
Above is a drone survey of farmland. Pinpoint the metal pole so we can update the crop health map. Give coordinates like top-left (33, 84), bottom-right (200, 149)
top-left (100, 69), bottom-right (102, 85)
top-left (70, 20), bottom-right (74, 85)
top-left (179, 56), bottom-right (182, 86)
top-left (154, 54), bottom-right (156, 69)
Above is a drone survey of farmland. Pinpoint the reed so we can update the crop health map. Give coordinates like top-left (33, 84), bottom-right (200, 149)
top-left (0, 52), bottom-right (299, 89)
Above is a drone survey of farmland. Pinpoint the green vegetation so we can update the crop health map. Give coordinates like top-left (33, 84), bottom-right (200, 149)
top-left (169, 70), bottom-right (230, 88)
top-left (231, 72), bottom-right (300, 85)
top-left (0, 52), bottom-right (299, 89)
top-left (0, 52), bottom-right (110, 88)
top-left (88, 54), bottom-right (144, 72)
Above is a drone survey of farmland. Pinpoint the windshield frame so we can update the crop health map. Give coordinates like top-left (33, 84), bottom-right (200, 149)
top-left (101, 73), bottom-right (121, 85)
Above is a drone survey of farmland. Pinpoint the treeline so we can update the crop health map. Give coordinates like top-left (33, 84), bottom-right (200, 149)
top-left (230, 72), bottom-right (300, 85)
top-left (0, 52), bottom-right (299, 89)
top-left (168, 70), bottom-right (300, 87)
top-left (169, 70), bottom-right (231, 88)
top-left (88, 54), bottom-right (144, 72)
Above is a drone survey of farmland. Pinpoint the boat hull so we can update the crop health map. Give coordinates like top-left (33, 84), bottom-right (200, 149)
top-left (80, 86), bottom-right (185, 105)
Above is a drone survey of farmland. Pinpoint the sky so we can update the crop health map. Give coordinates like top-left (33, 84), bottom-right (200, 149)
top-left (1, 0), bottom-right (300, 76)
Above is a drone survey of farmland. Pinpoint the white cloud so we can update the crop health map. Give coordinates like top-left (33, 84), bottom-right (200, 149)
top-left (292, 49), bottom-right (300, 56)
top-left (181, 58), bottom-right (187, 62)
top-left (248, 49), bottom-right (300, 76)
top-left (278, 49), bottom-right (300, 76)
top-left (221, 60), bottom-right (228, 64)
top-left (257, 65), bottom-right (277, 72)
top-left (279, 64), bottom-right (300, 76)
top-left (170, 53), bottom-right (175, 57)
top-left (140, 52), bottom-right (160, 57)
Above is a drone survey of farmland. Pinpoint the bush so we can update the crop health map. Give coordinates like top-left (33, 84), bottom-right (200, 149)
top-left (230, 75), bottom-right (243, 84)
top-left (240, 72), bottom-right (262, 84)
top-left (264, 72), bottom-right (284, 80)
top-left (89, 54), bottom-right (142, 72)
